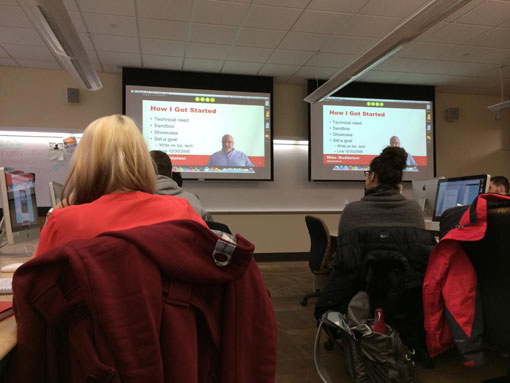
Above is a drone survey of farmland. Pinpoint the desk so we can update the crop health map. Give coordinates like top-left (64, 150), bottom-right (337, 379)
top-left (0, 253), bottom-right (34, 360)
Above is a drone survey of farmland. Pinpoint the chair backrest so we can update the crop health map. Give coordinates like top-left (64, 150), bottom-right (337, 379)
top-left (205, 221), bottom-right (232, 234)
top-left (305, 216), bottom-right (331, 272)
top-left (462, 204), bottom-right (510, 352)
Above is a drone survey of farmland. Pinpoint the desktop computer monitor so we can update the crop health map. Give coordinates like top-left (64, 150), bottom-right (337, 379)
top-left (412, 177), bottom-right (444, 219)
top-left (0, 167), bottom-right (40, 245)
top-left (433, 174), bottom-right (490, 221)
top-left (49, 181), bottom-right (63, 208)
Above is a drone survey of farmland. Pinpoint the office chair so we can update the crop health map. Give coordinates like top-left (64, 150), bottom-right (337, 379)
top-left (300, 216), bottom-right (336, 307)
top-left (205, 220), bottom-right (232, 234)
top-left (462, 203), bottom-right (510, 383)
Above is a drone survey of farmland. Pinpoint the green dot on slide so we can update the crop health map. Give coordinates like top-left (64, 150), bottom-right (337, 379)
top-left (206, 97), bottom-right (210, 102)
top-left (200, 97), bottom-right (205, 102)
top-left (380, 102), bottom-right (384, 106)
top-left (366, 102), bottom-right (371, 106)
top-left (195, 97), bottom-right (200, 101)
top-left (211, 98), bottom-right (215, 102)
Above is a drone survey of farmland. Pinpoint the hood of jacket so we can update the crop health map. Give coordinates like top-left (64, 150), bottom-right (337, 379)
top-left (156, 175), bottom-right (182, 196)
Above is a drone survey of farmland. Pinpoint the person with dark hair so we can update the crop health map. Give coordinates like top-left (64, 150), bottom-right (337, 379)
top-left (150, 150), bottom-right (208, 220)
top-left (489, 175), bottom-right (509, 195)
top-left (339, 146), bottom-right (424, 235)
top-left (171, 171), bottom-right (183, 187)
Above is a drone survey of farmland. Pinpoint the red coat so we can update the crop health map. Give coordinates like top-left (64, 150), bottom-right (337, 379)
top-left (7, 220), bottom-right (277, 382)
top-left (36, 191), bottom-right (206, 256)
top-left (423, 193), bottom-right (510, 367)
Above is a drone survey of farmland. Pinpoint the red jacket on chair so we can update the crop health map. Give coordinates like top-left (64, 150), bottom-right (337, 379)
top-left (6, 220), bottom-right (277, 383)
top-left (423, 193), bottom-right (510, 367)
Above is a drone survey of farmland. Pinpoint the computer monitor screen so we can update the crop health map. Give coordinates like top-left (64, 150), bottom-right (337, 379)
top-left (433, 174), bottom-right (490, 220)
top-left (412, 177), bottom-right (444, 219)
top-left (0, 167), bottom-right (40, 245)
top-left (49, 181), bottom-right (63, 208)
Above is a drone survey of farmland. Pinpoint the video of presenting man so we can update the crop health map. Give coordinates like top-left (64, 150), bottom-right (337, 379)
top-left (206, 134), bottom-right (254, 167)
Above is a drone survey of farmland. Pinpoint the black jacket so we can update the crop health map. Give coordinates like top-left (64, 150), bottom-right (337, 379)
top-left (315, 226), bottom-right (436, 349)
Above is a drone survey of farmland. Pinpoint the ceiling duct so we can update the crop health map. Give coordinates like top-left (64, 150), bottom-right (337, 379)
top-left (18, 0), bottom-right (102, 91)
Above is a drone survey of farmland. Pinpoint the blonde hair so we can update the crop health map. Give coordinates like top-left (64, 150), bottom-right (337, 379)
top-left (62, 114), bottom-right (156, 205)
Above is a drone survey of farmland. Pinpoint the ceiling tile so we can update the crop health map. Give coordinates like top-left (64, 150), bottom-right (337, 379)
top-left (102, 64), bottom-right (121, 73)
top-left (267, 49), bottom-right (314, 65)
top-left (279, 32), bottom-right (329, 51)
top-left (228, 46), bottom-right (273, 62)
top-left (418, 23), bottom-right (490, 44)
top-left (0, 27), bottom-right (43, 45)
top-left (258, 63), bottom-right (301, 77)
top-left (188, 24), bottom-right (238, 44)
top-left (97, 51), bottom-right (141, 66)
top-left (183, 58), bottom-right (223, 72)
top-left (254, 0), bottom-right (309, 7)
top-left (141, 38), bottom-right (186, 56)
top-left (307, 52), bottom-right (355, 67)
top-left (359, 0), bottom-right (427, 18)
top-left (139, 18), bottom-right (188, 40)
top-left (468, 27), bottom-right (510, 48)
top-left (222, 61), bottom-right (264, 75)
top-left (17, 59), bottom-right (61, 69)
top-left (2, 44), bottom-right (54, 60)
top-left (500, 19), bottom-right (510, 28)
top-left (0, 0), bottom-right (17, 5)
top-left (62, 0), bottom-right (78, 12)
top-left (439, 45), bottom-right (510, 65)
top-left (0, 45), bottom-right (8, 58)
top-left (236, 28), bottom-right (286, 48)
top-left (0, 5), bottom-right (32, 28)
top-left (92, 35), bottom-right (140, 53)
top-left (397, 42), bottom-right (457, 60)
top-left (358, 70), bottom-right (404, 83)
top-left (456, 1), bottom-right (510, 26)
top-left (192, 0), bottom-right (249, 26)
top-left (376, 57), bottom-right (427, 72)
top-left (244, 5), bottom-right (301, 30)
top-left (292, 10), bottom-right (353, 34)
top-left (321, 35), bottom-right (376, 54)
top-left (186, 42), bottom-right (231, 60)
top-left (0, 57), bottom-right (16, 66)
top-left (76, 0), bottom-right (135, 16)
top-left (69, 12), bottom-right (88, 33)
top-left (83, 13), bottom-right (138, 36)
top-left (443, 0), bottom-right (485, 22)
top-left (136, 0), bottom-right (193, 21)
top-left (294, 65), bottom-right (338, 79)
top-left (143, 54), bottom-right (183, 70)
top-left (309, 0), bottom-right (369, 13)
top-left (337, 15), bottom-right (402, 38)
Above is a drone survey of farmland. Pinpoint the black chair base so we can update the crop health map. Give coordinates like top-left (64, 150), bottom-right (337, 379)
top-left (300, 290), bottom-right (322, 306)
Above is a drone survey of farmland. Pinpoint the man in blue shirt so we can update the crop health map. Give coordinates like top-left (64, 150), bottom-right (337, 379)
top-left (389, 136), bottom-right (417, 167)
top-left (206, 134), bottom-right (254, 167)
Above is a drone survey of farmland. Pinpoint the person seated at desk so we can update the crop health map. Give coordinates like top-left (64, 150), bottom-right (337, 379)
top-left (150, 150), bottom-right (209, 220)
top-left (339, 146), bottom-right (424, 234)
top-left (35, 114), bottom-right (205, 257)
top-left (489, 175), bottom-right (509, 195)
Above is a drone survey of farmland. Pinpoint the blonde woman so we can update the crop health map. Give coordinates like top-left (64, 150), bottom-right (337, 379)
top-left (36, 115), bottom-right (205, 256)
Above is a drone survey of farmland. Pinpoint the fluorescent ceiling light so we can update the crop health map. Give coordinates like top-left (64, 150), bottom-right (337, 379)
top-left (18, 0), bottom-right (102, 91)
top-left (304, 0), bottom-right (473, 104)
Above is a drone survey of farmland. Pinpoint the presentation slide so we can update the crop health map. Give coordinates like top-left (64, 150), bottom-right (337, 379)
top-left (310, 97), bottom-right (435, 181)
top-left (126, 86), bottom-right (272, 180)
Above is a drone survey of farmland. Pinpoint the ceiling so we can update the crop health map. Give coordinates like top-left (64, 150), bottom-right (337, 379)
top-left (1, 0), bottom-right (510, 96)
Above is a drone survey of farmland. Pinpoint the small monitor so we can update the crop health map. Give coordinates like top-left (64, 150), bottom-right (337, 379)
top-left (412, 177), bottom-right (444, 219)
top-left (49, 181), bottom-right (63, 208)
top-left (433, 174), bottom-right (490, 221)
top-left (0, 168), bottom-right (40, 245)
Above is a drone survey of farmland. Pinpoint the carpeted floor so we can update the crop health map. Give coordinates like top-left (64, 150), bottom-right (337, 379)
top-left (257, 260), bottom-right (509, 383)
